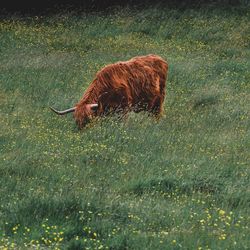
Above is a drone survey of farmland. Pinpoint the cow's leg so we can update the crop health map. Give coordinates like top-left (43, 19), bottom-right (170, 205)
top-left (149, 96), bottom-right (164, 118)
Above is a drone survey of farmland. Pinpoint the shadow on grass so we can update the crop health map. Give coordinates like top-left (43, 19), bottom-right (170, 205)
top-left (126, 177), bottom-right (223, 196)
top-left (192, 95), bottom-right (219, 109)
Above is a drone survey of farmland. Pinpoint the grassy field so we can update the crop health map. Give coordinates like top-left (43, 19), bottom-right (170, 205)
top-left (0, 4), bottom-right (249, 249)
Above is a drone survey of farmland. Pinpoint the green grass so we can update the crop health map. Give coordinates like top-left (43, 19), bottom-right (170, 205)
top-left (0, 4), bottom-right (249, 249)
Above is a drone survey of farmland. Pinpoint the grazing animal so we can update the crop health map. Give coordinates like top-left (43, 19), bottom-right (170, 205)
top-left (50, 54), bottom-right (168, 128)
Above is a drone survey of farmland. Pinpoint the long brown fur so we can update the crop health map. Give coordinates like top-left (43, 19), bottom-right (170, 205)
top-left (74, 54), bottom-right (168, 128)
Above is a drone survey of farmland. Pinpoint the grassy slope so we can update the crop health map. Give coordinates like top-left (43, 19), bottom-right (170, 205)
top-left (0, 4), bottom-right (249, 249)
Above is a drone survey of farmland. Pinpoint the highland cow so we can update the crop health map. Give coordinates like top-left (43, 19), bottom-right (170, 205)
top-left (50, 54), bottom-right (168, 128)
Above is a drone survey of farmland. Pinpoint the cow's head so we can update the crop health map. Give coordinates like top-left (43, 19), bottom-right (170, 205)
top-left (74, 103), bottom-right (98, 128)
top-left (50, 103), bottom-right (98, 128)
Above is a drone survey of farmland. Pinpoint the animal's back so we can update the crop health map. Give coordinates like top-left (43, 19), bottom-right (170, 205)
top-left (95, 54), bottom-right (168, 96)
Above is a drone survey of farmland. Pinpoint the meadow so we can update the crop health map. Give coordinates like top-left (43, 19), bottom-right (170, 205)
top-left (0, 3), bottom-right (249, 249)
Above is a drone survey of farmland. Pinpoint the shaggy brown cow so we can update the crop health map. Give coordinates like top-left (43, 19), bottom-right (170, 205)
top-left (50, 54), bottom-right (168, 128)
